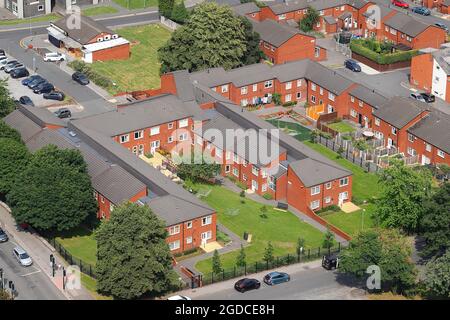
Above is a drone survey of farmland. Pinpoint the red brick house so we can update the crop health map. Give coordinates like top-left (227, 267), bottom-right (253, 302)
top-left (347, 84), bottom-right (388, 128)
top-left (48, 15), bottom-right (130, 63)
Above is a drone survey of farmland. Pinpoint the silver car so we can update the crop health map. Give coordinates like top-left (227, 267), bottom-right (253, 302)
top-left (0, 227), bottom-right (8, 242)
top-left (13, 246), bottom-right (33, 267)
top-left (5, 63), bottom-right (24, 73)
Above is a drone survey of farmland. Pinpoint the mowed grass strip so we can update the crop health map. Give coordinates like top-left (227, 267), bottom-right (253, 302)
top-left (90, 24), bottom-right (171, 95)
top-left (113, 0), bottom-right (158, 10)
top-left (82, 6), bottom-right (119, 16)
top-left (321, 204), bottom-right (377, 237)
top-left (55, 226), bottom-right (97, 266)
top-left (0, 13), bottom-right (59, 26)
top-left (327, 121), bottom-right (356, 133)
top-left (194, 184), bottom-right (324, 274)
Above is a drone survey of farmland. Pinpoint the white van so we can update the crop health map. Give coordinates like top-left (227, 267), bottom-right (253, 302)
top-left (43, 52), bottom-right (66, 62)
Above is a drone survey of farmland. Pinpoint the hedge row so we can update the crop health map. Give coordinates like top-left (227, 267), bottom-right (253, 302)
top-left (350, 41), bottom-right (418, 65)
top-left (68, 60), bottom-right (114, 90)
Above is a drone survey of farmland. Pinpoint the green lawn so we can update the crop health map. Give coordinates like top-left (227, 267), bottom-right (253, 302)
top-left (267, 119), bottom-right (311, 141)
top-left (82, 6), bottom-right (119, 16)
top-left (113, 0), bottom-right (158, 9)
top-left (304, 141), bottom-right (381, 201)
top-left (55, 226), bottom-right (97, 266)
top-left (327, 121), bottom-right (356, 133)
top-left (194, 184), bottom-right (325, 274)
top-left (321, 204), bottom-right (377, 237)
top-left (90, 24), bottom-right (171, 94)
top-left (0, 13), bottom-right (59, 26)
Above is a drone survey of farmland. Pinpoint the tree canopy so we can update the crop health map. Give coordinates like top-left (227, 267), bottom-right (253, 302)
top-left (0, 138), bottom-right (30, 196)
top-left (7, 145), bottom-right (97, 231)
top-left (299, 6), bottom-right (320, 32)
top-left (239, 16), bottom-right (265, 65)
top-left (96, 202), bottom-right (173, 299)
top-left (158, 3), bottom-right (247, 73)
top-left (170, 0), bottom-right (189, 24)
top-left (176, 152), bottom-right (221, 183)
top-left (0, 120), bottom-right (21, 142)
top-left (0, 80), bottom-right (16, 119)
top-left (423, 249), bottom-right (450, 299)
top-left (158, 0), bottom-right (175, 18)
top-left (374, 162), bottom-right (432, 233)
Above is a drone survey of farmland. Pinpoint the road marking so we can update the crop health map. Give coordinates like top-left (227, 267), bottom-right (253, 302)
top-left (21, 268), bottom-right (41, 277)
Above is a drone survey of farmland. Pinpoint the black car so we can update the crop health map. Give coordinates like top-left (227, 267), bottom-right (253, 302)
top-left (322, 253), bottom-right (340, 270)
top-left (33, 82), bottom-right (54, 94)
top-left (420, 93), bottom-right (435, 103)
top-left (344, 59), bottom-right (361, 72)
top-left (28, 78), bottom-right (47, 89)
top-left (54, 108), bottom-right (71, 119)
top-left (19, 96), bottom-right (34, 106)
top-left (0, 227), bottom-right (8, 242)
top-left (234, 278), bottom-right (261, 293)
top-left (0, 49), bottom-right (5, 56)
top-left (22, 75), bottom-right (42, 86)
top-left (11, 67), bottom-right (29, 79)
top-left (72, 72), bottom-right (90, 85)
top-left (43, 91), bottom-right (65, 101)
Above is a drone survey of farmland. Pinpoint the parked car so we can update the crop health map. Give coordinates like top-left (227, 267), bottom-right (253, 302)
top-left (43, 52), bottom-right (66, 62)
top-left (72, 71), bottom-right (90, 85)
top-left (0, 55), bottom-right (7, 62)
top-left (322, 253), bottom-right (340, 270)
top-left (420, 93), bottom-right (435, 103)
top-left (54, 108), bottom-right (71, 119)
top-left (234, 278), bottom-right (261, 293)
top-left (19, 96), bottom-right (34, 106)
top-left (3, 61), bottom-right (20, 72)
top-left (13, 247), bottom-right (33, 267)
top-left (4, 62), bottom-right (24, 73)
top-left (410, 92), bottom-right (426, 102)
top-left (344, 59), bottom-right (361, 72)
top-left (435, 23), bottom-right (449, 33)
top-left (28, 77), bottom-right (47, 89)
top-left (392, 0), bottom-right (409, 8)
top-left (263, 272), bottom-right (290, 285)
top-left (11, 67), bottom-right (29, 79)
top-left (412, 6), bottom-right (431, 16)
top-left (167, 295), bottom-right (192, 300)
top-left (0, 49), bottom-right (5, 56)
top-left (0, 59), bottom-right (15, 70)
top-left (0, 228), bottom-right (8, 243)
top-left (33, 82), bottom-right (54, 94)
top-left (22, 75), bottom-right (42, 86)
top-left (43, 91), bottom-right (65, 101)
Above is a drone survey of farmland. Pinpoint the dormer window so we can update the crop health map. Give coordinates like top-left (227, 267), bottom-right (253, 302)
top-left (97, 37), bottom-right (103, 42)
top-left (112, 34), bottom-right (119, 39)
top-left (104, 35), bottom-right (111, 41)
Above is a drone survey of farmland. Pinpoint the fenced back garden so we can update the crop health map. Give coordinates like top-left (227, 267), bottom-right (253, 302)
top-left (266, 118), bottom-right (312, 142)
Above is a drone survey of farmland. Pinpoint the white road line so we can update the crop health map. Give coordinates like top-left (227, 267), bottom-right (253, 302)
top-left (21, 269), bottom-right (42, 277)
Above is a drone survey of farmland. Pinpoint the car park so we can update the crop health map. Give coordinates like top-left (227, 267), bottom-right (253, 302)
top-left (0, 228), bottom-right (8, 242)
top-left (234, 278), bottom-right (261, 292)
top-left (19, 96), bottom-right (34, 106)
top-left (263, 272), bottom-right (290, 285)
top-left (392, 0), bottom-right (409, 8)
top-left (420, 93), bottom-right (435, 103)
top-left (11, 67), bottom-right (29, 79)
top-left (28, 77), bottom-right (47, 89)
top-left (322, 253), bottom-right (340, 270)
top-left (412, 6), bottom-right (431, 16)
top-left (13, 246), bottom-right (33, 267)
top-left (33, 82), bottom-right (54, 94)
top-left (410, 92), bottom-right (426, 102)
top-left (43, 52), bottom-right (66, 62)
top-left (22, 75), bottom-right (42, 86)
top-left (43, 91), bottom-right (65, 101)
top-left (344, 59), bottom-right (361, 72)
top-left (54, 108), bottom-right (71, 119)
top-left (72, 71), bottom-right (90, 85)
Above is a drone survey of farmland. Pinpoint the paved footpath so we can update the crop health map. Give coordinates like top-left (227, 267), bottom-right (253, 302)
top-left (0, 203), bottom-right (93, 300)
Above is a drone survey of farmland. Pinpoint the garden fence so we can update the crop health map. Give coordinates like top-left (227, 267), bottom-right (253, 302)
top-left (195, 244), bottom-right (341, 288)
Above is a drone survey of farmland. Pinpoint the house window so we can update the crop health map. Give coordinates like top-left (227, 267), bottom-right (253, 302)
top-left (425, 144), bottom-right (431, 152)
top-left (285, 82), bottom-right (292, 90)
top-left (168, 122), bottom-right (174, 129)
top-left (179, 118), bottom-right (189, 128)
top-left (100, 195), bottom-right (105, 203)
top-left (134, 130), bottom-right (143, 140)
top-left (339, 177), bottom-right (349, 187)
top-left (326, 182), bottom-right (332, 189)
top-left (311, 95), bottom-right (316, 103)
top-left (186, 221), bottom-right (192, 229)
top-left (150, 126), bottom-right (160, 136)
top-left (316, 22), bottom-right (320, 27)
top-left (385, 26), bottom-right (389, 32)
top-left (201, 231), bottom-right (212, 241)
top-left (285, 94), bottom-right (292, 102)
top-left (315, 47), bottom-right (320, 58)
top-left (132, 146), bottom-right (138, 155)
top-left (167, 136), bottom-right (173, 143)
top-left (252, 166), bottom-right (259, 176)
top-left (202, 215), bottom-right (212, 226)
top-left (310, 200), bottom-right (320, 210)
top-left (325, 196), bottom-right (331, 204)
top-left (169, 240), bottom-right (180, 251)
top-left (391, 127), bottom-right (397, 135)
top-left (350, 96), bottom-right (355, 102)
top-left (319, 10), bottom-right (324, 16)
top-left (233, 167), bottom-right (239, 177)
top-left (243, 160), bottom-right (248, 167)
top-left (241, 99), bottom-right (248, 106)
top-left (264, 42), bottom-right (270, 49)
top-left (221, 85), bottom-right (229, 93)
top-left (390, 28), bottom-right (397, 35)
top-left (297, 79), bottom-right (302, 87)
top-left (437, 149), bottom-right (445, 158)
top-left (279, 14), bottom-right (286, 20)
top-left (264, 80), bottom-right (273, 88)
top-left (38, 5), bottom-right (44, 11)
top-left (328, 92), bottom-right (335, 101)
top-left (186, 237), bottom-right (193, 244)
top-left (226, 151), bottom-right (231, 160)
top-left (303, 9), bottom-right (307, 14)
top-left (351, 109), bottom-right (357, 118)
top-left (120, 134), bottom-right (129, 143)
top-left (407, 147), bottom-right (417, 156)
top-left (311, 185), bottom-right (321, 195)
top-left (104, 35), bottom-right (111, 40)
top-left (241, 86), bottom-right (248, 95)
top-left (358, 100), bottom-right (363, 107)
top-left (408, 133), bottom-right (414, 142)
top-left (262, 184), bottom-right (267, 192)
top-left (216, 148), bottom-right (222, 158)
top-left (311, 83), bottom-right (316, 91)
top-left (243, 174), bottom-right (247, 181)
top-left (296, 92), bottom-right (302, 99)
top-left (406, 36), bottom-right (412, 42)
top-left (375, 118), bottom-right (380, 126)
top-left (225, 165), bottom-right (230, 173)
top-left (319, 87), bottom-right (323, 95)
top-left (178, 133), bottom-right (188, 141)
top-left (253, 84), bottom-right (258, 92)
top-left (169, 225), bottom-right (180, 235)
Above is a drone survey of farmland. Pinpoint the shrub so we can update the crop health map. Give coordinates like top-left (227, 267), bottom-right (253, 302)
top-left (262, 193), bottom-right (273, 200)
top-left (236, 181), bottom-right (247, 190)
top-left (272, 93), bottom-right (282, 105)
top-left (350, 40), bottom-right (418, 65)
top-left (317, 205), bottom-right (341, 214)
top-left (282, 101), bottom-right (297, 107)
top-left (319, 131), bottom-right (332, 139)
top-left (352, 196), bottom-right (365, 205)
top-left (239, 190), bottom-right (246, 198)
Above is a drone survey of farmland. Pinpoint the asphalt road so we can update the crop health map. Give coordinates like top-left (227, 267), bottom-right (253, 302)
top-left (0, 11), bottom-right (160, 118)
top-left (0, 237), bottom-right (65, 300)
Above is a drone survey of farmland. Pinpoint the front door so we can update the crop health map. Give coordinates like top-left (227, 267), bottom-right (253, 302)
top-left (421, 155), bottom-right (430, 165)
top-left (251, 180), bottom-right (258, 192)
top-left (150, 140), bottom-right (160, 154)
top-left (358, 113), bottom-right (362, 124)
top-left (387, 138), bottom-right (393, 148)
top-left (339, 192), bottom-right (348, 206)
top-left (327, 105), bottom-right (334, 113)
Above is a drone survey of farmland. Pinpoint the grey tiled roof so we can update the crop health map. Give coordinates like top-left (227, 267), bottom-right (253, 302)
top-left (305, 60), bottom-right (354, 95)
top-left (373, 97), bottom-right (429, 129)
top-left (18, 105), bottom-right (66, 128)
top-left (3, 110), bottom-right (42, 142)
top-left (289, 158), bottom-right (350, 187)
top-left (323, 16), bottom-right (338, 25)
top-left (349, 85), bottom-right (388, 109)
top-left (250, 19), bottom-right (311, 48)
top-left (230, 2), bottom-right (260, 16)
top-left (384, 12), bottom-right (430, 37)
top-left (268, 0), bottom-right (367, 15)
top-left (408, 111), bottom-right (450, 154)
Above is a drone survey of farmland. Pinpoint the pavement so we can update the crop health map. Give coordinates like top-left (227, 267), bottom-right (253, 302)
top-left (172, 260), bottom-right (367, 300)
top-left (0, 203), bottom-right (93, 300)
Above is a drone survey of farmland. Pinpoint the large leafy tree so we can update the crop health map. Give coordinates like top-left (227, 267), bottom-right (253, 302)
top-left (423, 249), bottom-right (450, 299)
top-left (158, 2), bottom-right (247, 73)
top-left (299, 6), bottom-right (320, 32)
top-left (420, 183), bottom-right (450, 258)
top-left (7, 145), bottom-right (97, 231)
top-left (170, 0), bottom-right (189, 24)
top-left (158, 0), bottom-right (175, 18)
top-left (239, 16), bottom-right (265, 65)
top-left (96, 203), bottom-right (173, 299)
top-left (340, 229), bottom-right (416, 293)
top-left (0, 80), bottom-right (16, 118)
top-left (176, 152), bottom-right (221, 183)
top-left (0, 138), bottom-right (30, 196)
top-left (0, 120), bottom-right (21, 142)
top-left (374, 162), bottom-right (432, 233)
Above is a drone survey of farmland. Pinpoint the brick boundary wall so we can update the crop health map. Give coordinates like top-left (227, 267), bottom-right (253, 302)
top-left (304, 207), bottom-right (352, 241)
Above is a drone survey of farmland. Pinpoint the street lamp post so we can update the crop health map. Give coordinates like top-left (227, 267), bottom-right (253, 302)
top-left (361, 209), bottom-right (366, 231)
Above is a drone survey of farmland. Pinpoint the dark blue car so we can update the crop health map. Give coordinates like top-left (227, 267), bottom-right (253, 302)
top-left (263, 272), bottom-right (290, 285)
top-left (412, 7), bottom-right (431, 16)
top-left (344, 59), bottom-right (361, 72)
top-left (22, 75), bottom-right (42, 86)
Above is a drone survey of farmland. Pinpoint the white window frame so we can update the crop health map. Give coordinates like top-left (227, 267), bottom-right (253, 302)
top-left (375, 118), bottom-right (380, 126)
top-left (120, 134), bottom-right (129, 143)
top-left (169, 240), bottom-right (180, 251)
top-left (169, 225), bottom-right (180, 235)
top-left (150, 126), bottom-right (160, 136)
top-left (297, 79), bottom-right (302, 87)
top-left (241, 86), bottom-right (248, 95)
top-left (285, 82), bottom-right (292, 90)
top-left (311, 83), bottom-right (316, 91)
top-left (134, 130), bottom-right (143, 140)
top-left (325, 196), bottom-right (331, 204)
top-left (202, 215), bottom-right (212, 226)
top-left (326, 182), bottom-right (332, 189)
top-left (186, 237), bottom-right (193, 244)
top-left (186, 221), bottom-right (192, 229)
top-left (252, 84), bottom-right (258, 92)
top-left (168, 122), bottom-right (174, 129)
top-left (221, 85), bottom-right (228, 93)
top-left (339, 177), bottom-right (349, 187)
top-left (264, 80), bottom-right (273, 88)
top-left (178, 118), bottom-right (189, 128)
top-left (437, 149), bottom-right (445, 158)
top-left (311, 185), bottom-right (321, 195)
top-left (310, 200), bottom-right (320, 210)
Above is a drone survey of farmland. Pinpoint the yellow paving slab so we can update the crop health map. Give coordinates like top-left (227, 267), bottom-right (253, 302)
top-left (341, 202), bottom-right (360, 213)
top-left (202, 241), bottom-right (223, 253)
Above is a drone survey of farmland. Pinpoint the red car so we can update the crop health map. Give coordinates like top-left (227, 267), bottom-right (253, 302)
top-left (392, 0), bottom-right (409, 8)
